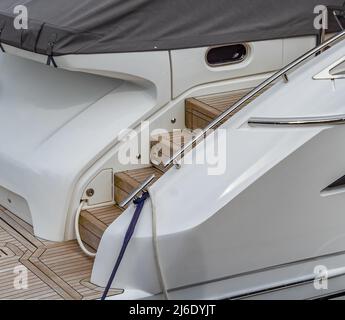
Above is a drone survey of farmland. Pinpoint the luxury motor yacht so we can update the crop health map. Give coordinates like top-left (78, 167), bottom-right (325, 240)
top-left (0, 0), bottom-right (345, 300)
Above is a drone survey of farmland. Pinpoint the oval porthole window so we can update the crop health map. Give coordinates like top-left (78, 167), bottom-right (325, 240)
top-left (206, 44), bottom-right (248, 67)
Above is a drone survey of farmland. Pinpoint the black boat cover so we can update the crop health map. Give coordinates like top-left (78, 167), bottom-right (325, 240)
top-left (0, 0), bottom-right (343, 56)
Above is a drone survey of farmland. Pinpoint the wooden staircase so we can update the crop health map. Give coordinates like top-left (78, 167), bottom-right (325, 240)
top-left (78, 87), bottom-right (255, 252)
top-left (114, 167), bottom-right (163, 205)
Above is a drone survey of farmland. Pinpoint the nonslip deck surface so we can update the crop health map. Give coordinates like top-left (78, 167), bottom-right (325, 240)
top-left (185, 87), bottom-right (270, 130)
top-left (0, 206), bottom-right (122, 300)
top-left (79, 205), bottom-right (124, 251)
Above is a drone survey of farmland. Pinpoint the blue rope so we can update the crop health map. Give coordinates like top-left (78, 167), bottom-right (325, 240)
top-left (101, 191), bottom-right (150, 300)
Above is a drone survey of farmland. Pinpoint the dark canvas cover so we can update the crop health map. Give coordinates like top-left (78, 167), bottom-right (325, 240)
top-left (0, 0), bottom-right (343, 56)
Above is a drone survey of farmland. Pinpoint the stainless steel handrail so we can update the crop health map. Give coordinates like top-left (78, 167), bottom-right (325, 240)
top-left (118, 174), bottom-right (155, 208)
top-left (248, 114), bottom-right (345, 127)
top-left (163, 30), bottom-right (345, 168)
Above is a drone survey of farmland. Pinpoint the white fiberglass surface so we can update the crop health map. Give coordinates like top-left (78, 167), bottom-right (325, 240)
top-left (0, 54), bottom-right (121, 156)
top-left (0, 53), bottom-right (157, 241)
top-left (94, 39), bottom-right (345, 295)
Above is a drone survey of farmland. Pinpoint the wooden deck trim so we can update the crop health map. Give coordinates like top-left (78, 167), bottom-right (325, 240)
top-left (78, 204), bottom-right (124, 251)
top-left (185, 88), bottom-right (253, 130)
top-left (0, 207), bottom-right (122, 300)
top-left (114, 167), bottom-right (163, 204)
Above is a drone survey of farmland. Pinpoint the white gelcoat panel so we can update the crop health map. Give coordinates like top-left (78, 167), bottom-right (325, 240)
top-left (171, 39), bottom-right (283, 98)
top-left (0, 54), bottom-right (161, 241)
top-left (0, 185), bottom-right (32, 224)
top-left (171, 36), bottom-right (317, 99)
top-left (82, 169), bottom-right (114, 206)
top-left (106, 252), bottom-right (345, 300)
top-left (283, 36), bottom-right (316, 65)
top-left (3, 44), bottom-right (172, 109)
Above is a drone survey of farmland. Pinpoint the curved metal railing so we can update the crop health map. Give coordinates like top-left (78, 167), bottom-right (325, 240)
top-left (163, 30), bottom-right (345, 168)
top-left (248, 114), bottom-right (345, 127)
top-left (119, 30), bottom-right (345, 207)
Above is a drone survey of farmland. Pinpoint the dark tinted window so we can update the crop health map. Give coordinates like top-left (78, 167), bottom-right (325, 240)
top-left (207, 44), bottom-right (247, 66)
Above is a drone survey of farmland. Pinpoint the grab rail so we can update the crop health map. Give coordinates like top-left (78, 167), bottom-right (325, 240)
top-left (163, 30), bottom-right (345, 168)
top-left (248, 114), bottom-right (345, 127)
top-left (118, 174), bottom-right (155, 208)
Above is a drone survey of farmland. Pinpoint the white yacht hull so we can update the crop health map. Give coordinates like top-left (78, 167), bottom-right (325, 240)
top-left (3, 34), bottom-right (345, 300)
top-left (93, 38), bottom-right (345, 299)
top-left (0, 37), bottom-right (312, 241)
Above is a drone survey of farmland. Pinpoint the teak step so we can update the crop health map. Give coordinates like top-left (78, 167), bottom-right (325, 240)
top-left (114, 167), bottom-right (163, 206)
top-left (150, 130), bottom-right (195, 171)
top-left (79, 86), bottom-right (270, 252)
top-left (185, 87), bottom-right (262, 130)
top-left (79, 205), bottom-right (123, 251)
top-left (79, 167), bottom-right (163, 252)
